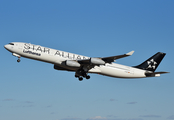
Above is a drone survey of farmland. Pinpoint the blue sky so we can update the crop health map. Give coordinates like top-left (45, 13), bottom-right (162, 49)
top-left (0, 0), bottom-right (174, 120)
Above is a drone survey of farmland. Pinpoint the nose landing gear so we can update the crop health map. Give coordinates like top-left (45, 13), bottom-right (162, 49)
top-left (17, 57), bottom-right (21, 62)
top-left (12, 53), bottom-right (21, 63)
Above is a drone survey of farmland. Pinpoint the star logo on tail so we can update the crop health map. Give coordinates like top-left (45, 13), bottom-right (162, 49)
top-left (147, 59), bottom-right (157, 69)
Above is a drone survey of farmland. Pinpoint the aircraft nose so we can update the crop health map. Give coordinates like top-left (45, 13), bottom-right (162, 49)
top-left (4, 44), bottom-right (8, 49)
top-left (4, 44), bottom-right (10, 50)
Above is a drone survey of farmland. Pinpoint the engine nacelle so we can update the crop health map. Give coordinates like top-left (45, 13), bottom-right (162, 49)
top-left (65, 60), bottom-right (81, 68)
top-left (90, 58), bottom-right (105, 65)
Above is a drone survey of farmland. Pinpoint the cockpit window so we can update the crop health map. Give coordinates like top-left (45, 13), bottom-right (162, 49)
top-left (9, 43), bottom-right (14, 45)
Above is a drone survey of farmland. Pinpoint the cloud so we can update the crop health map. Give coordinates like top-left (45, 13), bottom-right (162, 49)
top-left (128, 118), bottom-right (143, 120)
top-left (2, 99), bottom-right (14, 101)
top-left (139, 115), bottom-right (161, 118)
top-left (167, 115), bottom-right (174, 119)
top-left (46, 105), bottom-right (52, 108)
top-left (110, 99), bottom-right (117, 102)
top-left (24, 101), bottom-right (34, 103)
top-left (87, 116), bottom-right (144, 120)
top-left (127, 102), bottom-right (137, 104)
top-left (107, 115), bottom-right (117, 118)
top-left (22, 105), bottom-right (34, 108)
top-left (50, 112), bottom-right (55, 114)
top-left (87, 116), bottom-right (107, 120)
top-left (61, 117), bottom-right (82, 120)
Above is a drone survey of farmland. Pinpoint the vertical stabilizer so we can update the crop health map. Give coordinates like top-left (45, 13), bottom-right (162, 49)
top-left (135, 52), bottom-right (166, 72)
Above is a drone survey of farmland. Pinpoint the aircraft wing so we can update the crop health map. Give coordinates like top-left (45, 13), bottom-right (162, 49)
top-left (101, 50), bottom-right (134, 63)
top-left (77, 51), bottom-right (134, 65)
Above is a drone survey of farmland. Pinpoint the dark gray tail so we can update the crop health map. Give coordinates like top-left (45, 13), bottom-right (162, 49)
top-left (134, 52), bottom-right (166, 72)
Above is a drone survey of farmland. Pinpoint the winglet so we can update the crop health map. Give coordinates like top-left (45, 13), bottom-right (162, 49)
top-left (126, 51), bottom-right (134, 56)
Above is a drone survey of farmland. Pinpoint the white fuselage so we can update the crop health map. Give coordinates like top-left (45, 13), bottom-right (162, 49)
top-left (4, 42), bottom-right (150, 78)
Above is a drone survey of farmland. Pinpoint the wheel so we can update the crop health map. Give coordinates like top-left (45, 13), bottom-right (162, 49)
top-left (17, 59), bottom-right (20, 62)
top-left (86, 75), bottom-right (90, 79)
top-left (75, 75), bottom-right (78, 78)
top-left (78, 77), bottom-right (83, 81)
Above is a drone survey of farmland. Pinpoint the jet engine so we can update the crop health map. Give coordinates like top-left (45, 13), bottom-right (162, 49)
top-left (65, 60), bottom-right (81, 67)
top-left (90, 58), bottom-right (105, 65)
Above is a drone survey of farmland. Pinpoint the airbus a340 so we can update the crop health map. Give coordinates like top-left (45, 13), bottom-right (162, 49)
top-left (4, 42), bottom-right (168, 81)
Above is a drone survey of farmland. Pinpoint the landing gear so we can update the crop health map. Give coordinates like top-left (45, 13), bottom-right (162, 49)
top-left (86, 75), bottom-right (90, 79)
top-left (17, 59), bottom-right (21, 62)
top-left (12, 53), bottom-right (21, 63)
top-left (75, 75), bottom-right (84, 81)
top-left (17, 56), bottom-right (21, 63)
top-left (78, 77), bottom-right (83, 81)
top-left (75, 69), bottom-right (90, 81)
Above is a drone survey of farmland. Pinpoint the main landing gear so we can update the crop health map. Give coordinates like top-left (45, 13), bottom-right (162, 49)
top-left (75, 69), bottom-right (90, 81)
top-left (75, 74), bottom-right (90, 81)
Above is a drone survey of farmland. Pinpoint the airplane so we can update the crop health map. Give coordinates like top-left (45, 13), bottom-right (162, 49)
top-left (4, 42), bottom-right (168, 81)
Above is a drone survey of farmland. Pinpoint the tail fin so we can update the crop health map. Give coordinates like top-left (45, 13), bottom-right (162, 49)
top-left (135, 52), bottom-right (166, 72)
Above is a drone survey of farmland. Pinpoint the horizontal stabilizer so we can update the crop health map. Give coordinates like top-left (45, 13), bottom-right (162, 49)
top-left (145, 71), bottom-right (169, 77)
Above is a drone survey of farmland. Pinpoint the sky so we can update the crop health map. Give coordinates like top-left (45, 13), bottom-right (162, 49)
top-left (0, 0), bottom-right (174, 120)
